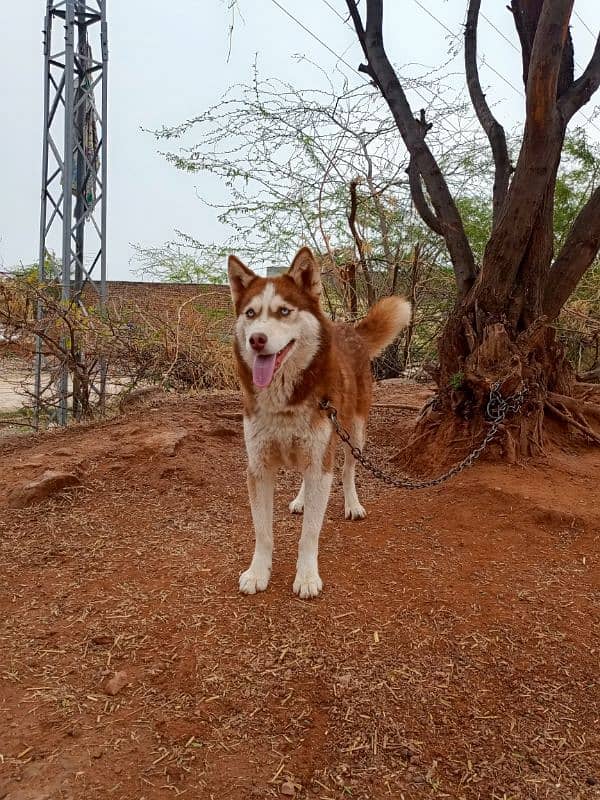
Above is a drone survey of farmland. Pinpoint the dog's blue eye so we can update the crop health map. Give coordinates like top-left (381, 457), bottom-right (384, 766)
top-left (245, 309), bottom-right (256, 318)
top-left (280, 307), bottom-right (291, 316)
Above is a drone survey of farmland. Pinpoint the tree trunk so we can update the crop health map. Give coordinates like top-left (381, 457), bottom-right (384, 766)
top-left (346, 0), bottom-right (600, 465)
top-left (417, 306), bottom-right (572, 467)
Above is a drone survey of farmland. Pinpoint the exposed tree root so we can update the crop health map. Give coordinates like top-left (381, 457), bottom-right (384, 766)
top-left (544, 399), bottom-right (600, 445)
top-left (393, 319), bottom-right (599, 468)
top-left (548, 392), bottom-right (600, 423)
top-left (577, 365), bottom-right (600, 383)
top-left (573, 384), bottom-right (600, 405)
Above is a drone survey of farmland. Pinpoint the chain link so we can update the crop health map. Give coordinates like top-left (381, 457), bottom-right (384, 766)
top-left (319, 381), bottom-right (527, 490)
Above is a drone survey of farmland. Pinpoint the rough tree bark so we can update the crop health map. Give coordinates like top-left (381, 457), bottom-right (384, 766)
top-left (346, 0), bottom-right (600, 462)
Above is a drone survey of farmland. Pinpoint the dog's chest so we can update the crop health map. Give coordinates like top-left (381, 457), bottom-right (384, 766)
top-left (244, 406), bottom-right (326, 470)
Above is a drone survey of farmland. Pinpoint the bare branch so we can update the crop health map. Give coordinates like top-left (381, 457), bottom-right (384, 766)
top-left (407, 158), bottom-right (444, 237)
top-left (522, 0), bottom-right (575, 130)
top-left (543, 185), bottom-right (600, 320)
top-left (465, 0), bottom-right (511, 225)
top-left (358, 137), bottom-right (395, 283)
top-left (345, 0), bottom-right (476, 298)
top-left (559, 33), bottom-right (600, 120)
top-left (510, 0), bottom-right (574, 96)
top-left (479, 0), bottom-right (575, 309)
top-left (347, 179), bottom-right (375, 305)
top-left (405, 109), bottom-right (444, 238)
top-left (344, 0), bottom-right (378, 84)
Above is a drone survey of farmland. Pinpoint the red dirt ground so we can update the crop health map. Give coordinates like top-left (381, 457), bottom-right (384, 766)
top-left (0, 383), bottom-right (599, 800)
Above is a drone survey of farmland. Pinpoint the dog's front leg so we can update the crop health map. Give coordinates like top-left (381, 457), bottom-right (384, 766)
top-left (343, 418), bottom-right (367, 520)
top-left (293, 467), bottom-right (333, 599)
top-left (239, 467), bottom-right (275, 594)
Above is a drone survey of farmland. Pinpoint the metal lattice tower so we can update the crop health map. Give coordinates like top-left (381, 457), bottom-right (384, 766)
top-left (36, 0), bottom-right (108, 425)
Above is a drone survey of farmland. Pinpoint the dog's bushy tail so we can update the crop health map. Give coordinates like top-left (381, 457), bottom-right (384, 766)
top-left (355, 297), bottom-right (412, 358)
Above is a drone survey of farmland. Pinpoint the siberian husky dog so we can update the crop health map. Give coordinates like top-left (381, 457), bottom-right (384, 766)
top-left (228, 247), bottom-right (411, 598)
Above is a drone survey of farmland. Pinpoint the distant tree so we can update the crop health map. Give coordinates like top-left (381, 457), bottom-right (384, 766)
top-left (131, 240), bottom-right (226, 284)
top-left (153, 70), bottom-right (487, 371)
top-left (153, 71), bottom-right (478, 275)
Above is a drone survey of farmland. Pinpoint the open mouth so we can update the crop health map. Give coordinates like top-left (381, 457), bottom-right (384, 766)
top-left (252, 340), bottom-right (296, 388)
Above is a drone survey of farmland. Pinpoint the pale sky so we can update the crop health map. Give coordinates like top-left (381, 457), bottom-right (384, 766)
top-left (0, 0), bottom-right (598, 279)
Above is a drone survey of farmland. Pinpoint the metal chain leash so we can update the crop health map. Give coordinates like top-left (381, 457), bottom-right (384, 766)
top-left (319, 381), bottom-right (528, 490)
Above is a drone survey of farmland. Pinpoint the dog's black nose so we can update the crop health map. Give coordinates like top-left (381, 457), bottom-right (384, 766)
top-left (249, 333), bottom-right (268, 352)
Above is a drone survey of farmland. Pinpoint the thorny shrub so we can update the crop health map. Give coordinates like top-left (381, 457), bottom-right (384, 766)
top-left (0, 278), bottom-right (236, 424)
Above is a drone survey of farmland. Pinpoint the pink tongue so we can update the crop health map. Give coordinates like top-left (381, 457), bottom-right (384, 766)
top-left (253, 353), bottom-right (277, 388)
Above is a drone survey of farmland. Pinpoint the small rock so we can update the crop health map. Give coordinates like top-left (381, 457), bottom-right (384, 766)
top-left (103, 670), bottom-right (129, 696)
top-left (280, 782), bottom-right (296, 796)
top-left (143, 428), bottom-right (188, 456)
top-left (7, 470), bottom-right (82, 508)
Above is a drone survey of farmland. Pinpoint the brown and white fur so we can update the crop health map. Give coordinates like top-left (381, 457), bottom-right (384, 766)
top-left (228, 247), bottom-right (411, 599)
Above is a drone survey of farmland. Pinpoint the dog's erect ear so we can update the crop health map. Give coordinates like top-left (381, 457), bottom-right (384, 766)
top-left (286, 247), bottom-right (321, 298)
top-left (228, 255), bottom-right (258, 305)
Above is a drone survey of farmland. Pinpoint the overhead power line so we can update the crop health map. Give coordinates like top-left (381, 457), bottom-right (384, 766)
top-left (410, 0), bottom-right (523, 99)
top-left (408, 0), bottom-right (600, 136)
top-left (267, 0), bottom-right (368, 83)
top-left (574, 9), bottom-right (597, 40)
top-left (313, 0), bottom-right (466, 135)
top-left (267, 0), bottom-right (599, 139)
top-left (480, 11), bottom-right (519, 54)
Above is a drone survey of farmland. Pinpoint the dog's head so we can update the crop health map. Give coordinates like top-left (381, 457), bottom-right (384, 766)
top-left (227, 247), bottom-right (323, 390)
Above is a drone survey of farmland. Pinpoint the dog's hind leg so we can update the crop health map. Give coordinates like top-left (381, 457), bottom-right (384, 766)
top-left (293, 466), bottom-right (333, 599)
top-left (343, 418), bottom-right (367, 520)
top-left (289, 480), bottom-right (305, 514)
top-left (239, 467), bottom-right (275, 594)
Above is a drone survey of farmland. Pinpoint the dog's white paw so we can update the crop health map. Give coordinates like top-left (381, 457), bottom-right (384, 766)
top-left (345, 502), bottom-right (367, 520)
top-left (293, 570), bottom-right (323, 599)
top-left (289, 496), bottom-right (304, 514)
top-left (239, 564), bottom-right (271, 595)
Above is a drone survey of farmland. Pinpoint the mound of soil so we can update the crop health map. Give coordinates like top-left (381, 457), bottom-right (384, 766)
top-left (0, 384), bottom-right (599, 800)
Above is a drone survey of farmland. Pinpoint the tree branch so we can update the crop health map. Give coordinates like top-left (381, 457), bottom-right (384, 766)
top-left (543, 185), bottom-right (600, 320)
top-left (522, 0), bottom-right (574, 129)
top-left (345, 0), bottom-right (379, 85)
top-left (347, 179), bottom-right (375, 305)
top-left (465, 0), bottom-right (511, 226)
top-left (405, 109), bottom-right (444, 238)
top-left (345, 0), bottom-right (476, 299)
top-left (478, 0), bottom-right (574, 309)
top-left (407, 157), bottom-right (444, 237)
top-left (559, 33), bottom-right (600, 120)
top-left (358, 137), bottom-right (395, 282)
top-left (510, 0), bottom-right (574, 97)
